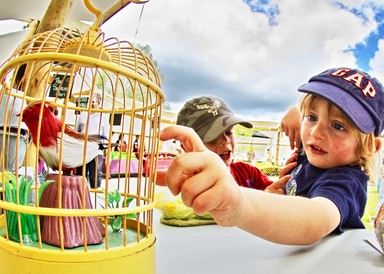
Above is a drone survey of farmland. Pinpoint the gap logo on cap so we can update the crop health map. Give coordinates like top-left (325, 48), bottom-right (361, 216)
top-left (331, 68), bottom-right (377, 98)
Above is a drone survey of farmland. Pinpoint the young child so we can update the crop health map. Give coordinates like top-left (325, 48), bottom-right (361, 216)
top-left (175, 96), bottom-right (291, 191)
top-left (160, 68), bottom-right (384, 245)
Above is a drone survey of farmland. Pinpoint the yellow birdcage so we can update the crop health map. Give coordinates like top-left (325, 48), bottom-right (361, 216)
top-left (0, 1), bottom-right (163, 273)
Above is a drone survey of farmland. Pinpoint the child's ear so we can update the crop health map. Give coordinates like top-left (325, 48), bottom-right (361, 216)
top-left (375, 137), bottom-right (382, 152)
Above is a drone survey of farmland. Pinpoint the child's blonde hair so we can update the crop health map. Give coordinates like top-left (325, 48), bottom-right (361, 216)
top-left (299, 94), bottom-right (378, 181)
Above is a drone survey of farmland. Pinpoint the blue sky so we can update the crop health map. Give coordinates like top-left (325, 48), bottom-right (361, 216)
top-left (245, 0), bottom-right (384, 72)
top-left (2, 0), bottom-right (384, 122)
top-left (353, 13), bottom-right (384, 70)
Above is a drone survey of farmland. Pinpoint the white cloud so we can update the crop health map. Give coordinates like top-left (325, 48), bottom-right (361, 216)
top-left (102, 0), bottom-right (383, 121)
top-left (369, 39), bottom-right (384, 76)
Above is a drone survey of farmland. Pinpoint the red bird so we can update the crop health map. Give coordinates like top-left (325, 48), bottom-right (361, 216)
top-left (19, 101), bottom-right (105, 171)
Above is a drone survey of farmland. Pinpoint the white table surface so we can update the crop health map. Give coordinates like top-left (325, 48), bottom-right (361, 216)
top-left (154, 210), bottom-right (384, 274)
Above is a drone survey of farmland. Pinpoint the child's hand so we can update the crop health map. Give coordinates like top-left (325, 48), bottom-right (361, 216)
top-left (268, 149), bottom-right (299, 194)
top-left (164, 150), bottom-right (242, 225)
top-left (265, 175), bottom-right (290, 194)
top-left (160, 125), bottom-right (243, 226)
top-left (160, 125), bottom-right (207, 153)
top-left (281, 106), bottom-right (302, 149)
top-left (279, 149), bottom-right (299, 178)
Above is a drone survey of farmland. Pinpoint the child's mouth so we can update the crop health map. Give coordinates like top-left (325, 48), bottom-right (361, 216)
top-left (219, 151), bottom-right (231, 160)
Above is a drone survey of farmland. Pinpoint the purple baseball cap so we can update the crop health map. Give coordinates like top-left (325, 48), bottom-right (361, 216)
top-left (298, 68), bottom-right (384, 136)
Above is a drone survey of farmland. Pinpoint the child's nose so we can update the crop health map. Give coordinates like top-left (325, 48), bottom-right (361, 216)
top-left (310, 122), bottom-right (326, 139)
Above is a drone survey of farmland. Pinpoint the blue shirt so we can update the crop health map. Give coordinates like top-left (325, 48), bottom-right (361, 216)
top-left (286, 156), bottom-right (368, 233)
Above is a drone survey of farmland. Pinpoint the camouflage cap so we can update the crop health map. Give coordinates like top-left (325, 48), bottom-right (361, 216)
top-left (176, 96), bottom-right (253, 143)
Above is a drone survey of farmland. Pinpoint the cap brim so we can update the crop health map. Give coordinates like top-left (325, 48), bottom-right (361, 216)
top-left (298, 81), bottom-right (375, 134)
top-left (201, 115), bottom-right (253, 143)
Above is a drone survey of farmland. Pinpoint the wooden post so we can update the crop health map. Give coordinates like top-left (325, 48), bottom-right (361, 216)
top-left (275, 131), bottom-right (281, 166)
top-left (36, 0), bottom-right (75, 34)
top-left (26, 0), bottom-right (74, 99)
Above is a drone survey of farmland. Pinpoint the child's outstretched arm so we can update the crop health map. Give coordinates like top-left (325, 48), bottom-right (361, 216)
top-left (160, 125), bottom-right (341, 245)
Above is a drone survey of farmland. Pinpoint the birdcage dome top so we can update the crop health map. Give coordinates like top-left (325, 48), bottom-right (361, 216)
top-left (3, 27), bottom-right (161, 87)
top-left (0, 26), bottom-right (164, 115)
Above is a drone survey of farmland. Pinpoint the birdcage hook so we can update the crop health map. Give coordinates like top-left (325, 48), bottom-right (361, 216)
top-left (83, 0), bottom-right (103, 29)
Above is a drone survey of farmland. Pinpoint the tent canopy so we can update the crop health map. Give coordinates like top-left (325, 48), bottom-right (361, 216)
top-left (0, 0), bottom-right (140, 26)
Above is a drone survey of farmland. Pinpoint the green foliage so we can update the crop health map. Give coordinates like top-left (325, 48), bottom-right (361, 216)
top-left (99, 189), bottom-right (137, 232)
top-left (234, 124), bottom-right (253, 137)
top-left (95, 43), bottom-right (163, 104)
top-left (362, 187), bottom-right (379, 229)
top-left (136, 43), bottom-right (163, 80)
top-left (162, 102), bottom-right (171, 111)
top-left (2, 173), bottom-right (54, 243)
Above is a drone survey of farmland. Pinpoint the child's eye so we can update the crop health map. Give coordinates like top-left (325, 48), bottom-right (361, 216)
top-left (307, 114), bottom-right (317, 122)
top-left (225, 130), bottom-right (233, 136)
top-left (332, 122), bottom-right (345, 131)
